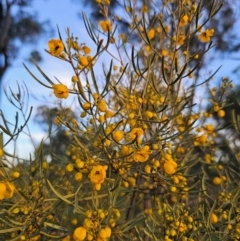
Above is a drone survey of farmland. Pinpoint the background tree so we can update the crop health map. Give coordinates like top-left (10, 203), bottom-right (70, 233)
top-left (34, 105), bottom-right (76, 158)
top-left (0, 0), bottom-right (52, 88)
top-left (208, 82), bottom-right (240, 177)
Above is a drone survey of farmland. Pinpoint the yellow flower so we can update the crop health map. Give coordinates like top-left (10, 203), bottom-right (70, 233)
top-left (92, 93), bottom-right (100, 100)
top-left (144, 164), bottom-right (151, 174)
top-left (164, 160), bottom-right (177, 175)
top-left (75, 172), bottom-right (83, 181)
top-left (87, 233), bottom-right (93, 241)
top-left (176, 222), bottom-right (187, 232)
top-left (129, 128), bottom-right (144, 141)
top-left (194, 134), bottom-right (207, 146)
top-left (48, 39), bottom-right (64, 56)
top-left (82, 46), bottom-right (91, 54)
top-left (163, 153), bottom-right (173, 162)
top-left (98, 229), bottom-right (107, 239)
top-left (170, 186), bottom-right (177, 192)
top-left (73, 226), bottom-right (87, 241)
top-left (142, 5), bottom-right (149, 13)
top-left (217, 110), bottom-right (225, 118)
top-left (145, 45), bottom-right (151, 54)
top-left (75, 159), bottom-right (84, 168)
top-left (104, 227), bottom-right (112, 238)
top-left (112, 130), bottom-right (124, 142)
top-left (213, 177), bottom-right (221, 185)
top-left (0, 183), bottom-right (6, 200)
top-left (210, 213), bottom-right (218, 224)
top-left (72, 76), bottom-right (78, 83)
top-left (66, 163), bottom-right (74, 172)
top-left (121, 145), bottom-right (133, 156)
top-left (133, 145), bottom-right (151, 162)
top-left (177, 34), bottom-right (186, 45)
top-left (83, 102), bottom-right (91, 111)
top-left (204, 124), bottom-right (214, 134)
top-left (143, 111), bottom-right (153, 118)
top-left (98, 115), bottom-right (105, 123)
top-left (0, 148), bottom-right (3, 157)
top-left (52, 84), bottom-right (69, 99)
top-left (89, 165), bottom-right (107, 186)
top-left (153, 160), bottom-right (160, 168)
top-left (83, 218), bottom-right (94, 229)
top-left (11, 172), bottom-right (20, 178)
top-left (80, 112), bottom-right (87, 118)
top-left (192, 3), bottom-right (197, 12)
top-left (128, 113), bottom-right (135, 119)
top-left (54, 116), bottom-right (61, 125)
top-left (97, 100), bottom-right (107, 112)
top-left (100, 20), bottom-right (112, 32)
top-left (79, 56), bottom-right (89, 66)
top-left (161, 49), bottom-right (168, 56)
top-left (62, 235), bottom-right (71, 241)
top-left (105, 110), bottom-right (114, 118)
top-left (71, 218), bottom-right (78, 225)
top-left (5, 182), bottom-right (15, 198)
top-left (98, 227), bottom-right (112, 239)
top-left (94, 183), bottom-right (102, 191)
top-left (147, 29), bottom-right (155, 40)
top-left (0, 181), bottom-right (15, 199)
top-left (179, 15), bottom-right (189, 27)
top-left (198, 29), bottom-right (214, 43)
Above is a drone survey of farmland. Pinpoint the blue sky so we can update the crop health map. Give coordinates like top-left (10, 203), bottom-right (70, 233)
top-left (1, 1), bottom-right (240, 158)
top-left (2, 0), bottom-right (90, 157)
top-left (2, 0), bottom-right (116, 158)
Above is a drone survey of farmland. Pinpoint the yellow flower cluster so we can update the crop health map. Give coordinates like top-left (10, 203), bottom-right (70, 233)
top-left (147, 29), bottom-right (155, 40)
top-left (162, 153), bottom-right (178, 175)
top-left (72, 208), bottom-right (113, 241)
top-left (52, 84), bottom-right (69, 99)
top-left (194, 123), bottom-right (215, 146)
top-left (198, 29), bottom-right (214, 43)
top-left (97, 227), bottom-right (112, 240)
top-left (73, 226), bottom-right (87, 241)
top-left (210, 213), bottom-right (218, 224)
top-left (100, 20), bottom-right (112, 32)
top-left (112, 130), bottom-right (124, 142)
top-left (0, 181), bottom-right (15, 200)
top-left (133, 145), bottom-right (151, 162)
top-left (48, 39), bottom-right (64, 56)
top-left (88, 165), bottom-right (108, 190)
top-left (179, 14), bottom-right (189, 27)
top-left (129, 127), bottom-right (144, 142)
top-left (47, 37), bottom-right (94, 99)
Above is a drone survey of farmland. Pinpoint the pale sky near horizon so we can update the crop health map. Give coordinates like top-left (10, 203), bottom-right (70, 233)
top-left (1, 0), bottom-right (240, 158)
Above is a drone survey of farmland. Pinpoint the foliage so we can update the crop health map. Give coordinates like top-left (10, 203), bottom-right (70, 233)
top-left (76, 0), bottom-right (240, 53)
top-left (1, 0), bottom-right (240, 241)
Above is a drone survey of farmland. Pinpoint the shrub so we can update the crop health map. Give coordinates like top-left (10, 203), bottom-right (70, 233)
top-left (1, 1), bottom-right (240, 241)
